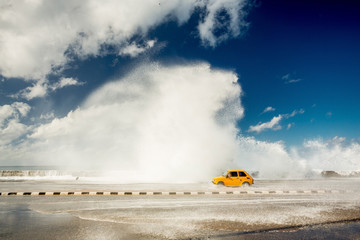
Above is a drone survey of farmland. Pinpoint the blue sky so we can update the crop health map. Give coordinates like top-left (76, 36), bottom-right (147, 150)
top-left (0, 0), bottom-right (359, 174)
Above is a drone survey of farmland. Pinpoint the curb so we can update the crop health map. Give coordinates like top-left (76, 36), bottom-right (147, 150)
top-left (0, 190), bottom-right (352, 196)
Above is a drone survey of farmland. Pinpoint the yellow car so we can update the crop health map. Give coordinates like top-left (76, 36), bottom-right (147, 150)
top-left (212, 170), bottom-right (254, 187)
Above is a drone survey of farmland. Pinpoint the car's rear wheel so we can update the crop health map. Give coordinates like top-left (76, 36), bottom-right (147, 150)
top-left (242, 182), bottom-right (250, 188)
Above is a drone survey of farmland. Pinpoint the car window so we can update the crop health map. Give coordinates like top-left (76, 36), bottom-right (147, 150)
top-left (238, 171), bottom-right (247, 177)
top-left (229, 171), bottom-right (238, 177)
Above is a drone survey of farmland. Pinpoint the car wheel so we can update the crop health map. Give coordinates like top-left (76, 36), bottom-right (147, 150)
top-left (242, 182), bottom-right (250, 188)
top-left (218, 181), bottom-right (224, 186)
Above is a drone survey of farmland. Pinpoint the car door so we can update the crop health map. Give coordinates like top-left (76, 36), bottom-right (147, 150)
top-left (238, 171), bottom-right (250, 185)
top-left (226, 171), bottom-right (240, 186)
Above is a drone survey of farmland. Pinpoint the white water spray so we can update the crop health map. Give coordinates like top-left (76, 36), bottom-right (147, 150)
top-left (7, 62), bottom-right (359, 181)
top-left (30, 63), bottom-right (243, 182)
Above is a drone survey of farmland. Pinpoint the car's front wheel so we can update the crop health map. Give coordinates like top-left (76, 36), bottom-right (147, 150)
top-left (218, 181), bottom-right (224, 186)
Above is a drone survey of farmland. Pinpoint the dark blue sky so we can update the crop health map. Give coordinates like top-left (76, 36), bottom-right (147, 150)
top-left (233, 0), bottom-right (360, 145)
top-left (156, 0), bottom-right (360, 146)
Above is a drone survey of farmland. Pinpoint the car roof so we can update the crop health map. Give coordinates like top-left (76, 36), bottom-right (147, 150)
top-left (228, 170), bottom-right (246, 171)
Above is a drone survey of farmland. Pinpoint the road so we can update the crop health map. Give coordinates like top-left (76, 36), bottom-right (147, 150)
top-left (1, 179), bottom-right (360, 239)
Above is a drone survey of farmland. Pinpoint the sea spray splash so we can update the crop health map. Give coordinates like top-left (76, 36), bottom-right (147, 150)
top-left (30, 62), bottom-right (244, 182)
top-left (234, 137), bottom-right (307, 179)
top-left (5, 63), bottom-right (359, 180)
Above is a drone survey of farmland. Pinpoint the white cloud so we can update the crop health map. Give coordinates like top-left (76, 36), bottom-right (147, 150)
top-left (12, 81), bottom-right (48, 100)
top-left (286, 79), bottom-right (301, 84)
top-left (40, 112), bottom-right (55, 120)
top-left (248, 115), bottom-right (283, 133)
top-left (0, 106), bottom-right (14, 126)
top-left (51, 77), bottom-right (84, 91)
top-left (282, 73), bottom-right (302, 84)
top-left (11, 77), bottom-right (84, 100)
top-left (287, 123), bottom-right (294, 130)
top-left (0, 102), bottom-right (30, 125)
top-left (119, 40), bottom-right (156, 58)
top-left (0, 102), bottom-right (31, 145)
top-left (249, 109), bottom-right (304, 133)
top-left (0, 0), bottom-right (250, 97)
top-left (262, 106), bottom-right (275, 114)
top-left (285, 109), bottom-right (305, 118)
top-left (281, 74), bottom-right (290, 80)
top-left (197, 0), bottom-right (249, 47)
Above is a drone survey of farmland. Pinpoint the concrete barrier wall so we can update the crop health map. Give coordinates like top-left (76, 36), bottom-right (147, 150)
top-left (0, 189), bottom-right (350, 196)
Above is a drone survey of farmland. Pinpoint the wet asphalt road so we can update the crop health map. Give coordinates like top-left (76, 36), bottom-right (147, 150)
top-left (1, 179), bottom-right (360, 239)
